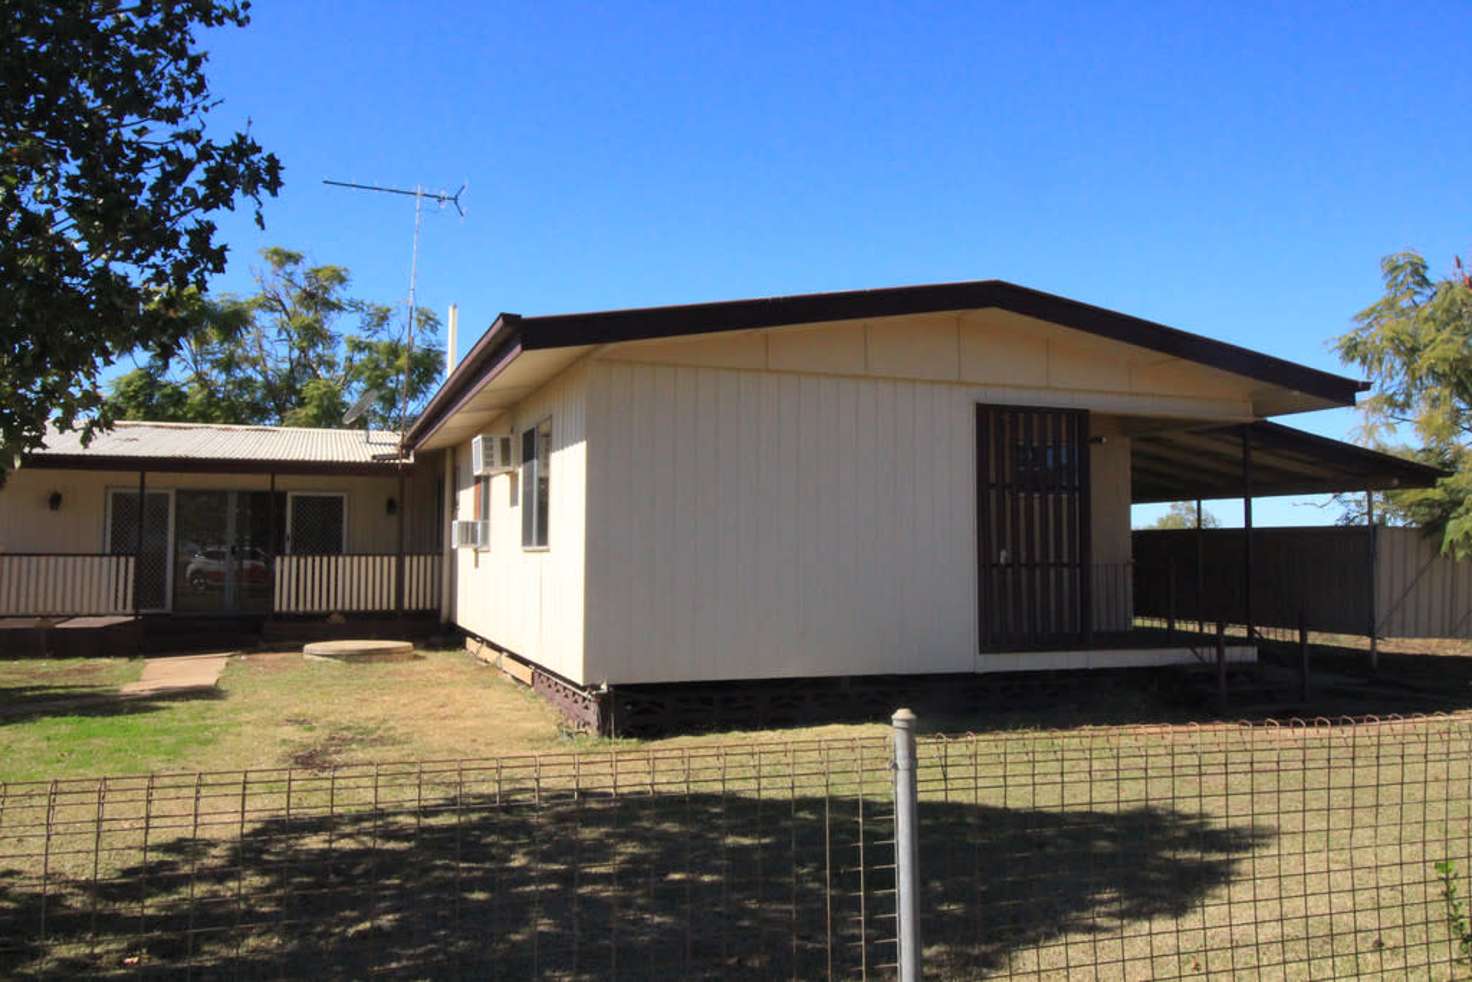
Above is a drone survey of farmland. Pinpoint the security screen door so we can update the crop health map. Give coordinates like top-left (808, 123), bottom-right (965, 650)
top-left (106, 489), bottom-right (173, 611)
top-left (976, 405), bottom-right (1091, 650)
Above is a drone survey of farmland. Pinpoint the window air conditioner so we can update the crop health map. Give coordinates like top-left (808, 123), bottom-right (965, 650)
top-left (472, 433), bottom-right (515, 475)
top-left (451, 520), bottom-right (489, 549)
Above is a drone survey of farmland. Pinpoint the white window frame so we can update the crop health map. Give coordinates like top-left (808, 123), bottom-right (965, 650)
top-left (521, 417), bottom-right (551, 550)
top-left (476, 477), bottom-right (493, 552)
top-left (284, 491), bottom-right (348, 555)
top-left (103, 486), bottom-right (177, 612)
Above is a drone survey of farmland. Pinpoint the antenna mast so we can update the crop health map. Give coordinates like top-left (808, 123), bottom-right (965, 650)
top-left (322, 178), bottom-right (466, 449)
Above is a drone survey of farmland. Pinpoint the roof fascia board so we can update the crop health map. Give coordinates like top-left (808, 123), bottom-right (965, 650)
top-left (20, 455), bottom-right (408, 477)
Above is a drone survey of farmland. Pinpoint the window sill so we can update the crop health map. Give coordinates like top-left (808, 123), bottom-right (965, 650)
top-left (521, 545), bottom-right (550, 553)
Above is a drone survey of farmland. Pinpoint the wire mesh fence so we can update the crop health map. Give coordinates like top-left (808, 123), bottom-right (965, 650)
top-left (0, 739), bottom-right (898, 979)
top-left (916, 714), bottom-right (1472, 980)
top-left (3, 715), bottom-right (1472, 978)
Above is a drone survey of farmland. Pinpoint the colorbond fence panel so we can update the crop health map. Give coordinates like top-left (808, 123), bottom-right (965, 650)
top-left (1134, 525), bottom-right (1472, 640)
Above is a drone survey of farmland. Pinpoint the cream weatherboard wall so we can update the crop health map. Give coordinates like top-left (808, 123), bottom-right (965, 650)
top-left (578, 311), bottom-right (1261, 686)
top-left (583, 361), bottom-right (1135, 686)
top-left (450, 364), bottom-right (589, 684)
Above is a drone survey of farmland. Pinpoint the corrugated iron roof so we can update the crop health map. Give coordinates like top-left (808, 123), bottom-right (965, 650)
top-left (34, 421), bottom-right (406, 465)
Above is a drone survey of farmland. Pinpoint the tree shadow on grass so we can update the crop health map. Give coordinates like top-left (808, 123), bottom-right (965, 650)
top-left (0, 684), bottom-right (223, 727)
top-left (0, 788), bottom-right (1269, 979)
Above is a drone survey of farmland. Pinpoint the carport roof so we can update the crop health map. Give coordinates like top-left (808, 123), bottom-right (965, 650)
top-left (1131, 421), bottom-right (1447, 503)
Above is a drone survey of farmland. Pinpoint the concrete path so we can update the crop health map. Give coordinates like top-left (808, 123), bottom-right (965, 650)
top-left (119, 653), bottom-right (230, 696)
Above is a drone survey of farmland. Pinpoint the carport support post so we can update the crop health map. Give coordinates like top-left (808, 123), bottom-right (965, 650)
top-left (1195, 499), bottom-right (1205, 635)
top-left (1215, 621), bottom-right (1228, 711)
top-left (892, 708), bottom-right (922, 982)
top-left (1298, 610), bottom-right (1311, 703)
top-left (1241, 427), bottom-right (1254, 641)
top-left (1366, 489), bottom-right (1379, 673)
top-left (1166, 558), bottom-right (1177, 641)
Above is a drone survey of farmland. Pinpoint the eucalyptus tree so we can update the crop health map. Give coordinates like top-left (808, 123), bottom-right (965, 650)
top-left (1336, 251), bottom-right (1472, 555)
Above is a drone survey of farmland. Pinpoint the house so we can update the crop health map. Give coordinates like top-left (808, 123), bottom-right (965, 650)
top-left (0, 279), bottom-right (1443, 730)
top-left (406, 279), bottom-right (1441, 729)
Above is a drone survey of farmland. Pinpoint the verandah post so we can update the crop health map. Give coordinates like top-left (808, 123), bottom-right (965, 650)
top-left (267, 472), bottom-right (277, 615)
top-left (133, 470), bottom-right (146, 617)
top-left (394, 464), bottom-right (406, 618)
top-left (891, 708), bottom-right (922, 982)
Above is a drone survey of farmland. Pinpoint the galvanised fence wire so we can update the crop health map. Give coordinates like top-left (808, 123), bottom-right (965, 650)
top-left (0, 739), bottom-right (899, 979)
top-left (3, 714), bottom-right (1472, 979)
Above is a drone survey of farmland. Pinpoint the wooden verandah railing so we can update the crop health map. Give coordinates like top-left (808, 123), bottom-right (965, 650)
top-left (272, 553), bottom-right (440, 614)
top-left (0, 554), bottom-right (136, 617)
top-left (0, 553), bottom-right (440, 617)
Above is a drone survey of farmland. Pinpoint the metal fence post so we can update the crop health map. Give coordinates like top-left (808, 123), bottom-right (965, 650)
top-left (892, 708), bottom-right (922, 982)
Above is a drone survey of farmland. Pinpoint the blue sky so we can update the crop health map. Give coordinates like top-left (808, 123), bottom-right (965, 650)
top-left (187, 1), bottom-right (1471, 527)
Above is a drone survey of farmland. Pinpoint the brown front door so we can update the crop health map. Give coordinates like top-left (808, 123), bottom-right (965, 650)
top-left (976, 405), bottom-right (1092, 651)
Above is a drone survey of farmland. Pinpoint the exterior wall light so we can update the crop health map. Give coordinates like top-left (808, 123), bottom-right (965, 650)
top-left (386, 497), bottom-right (398, 516)
top-left (47, 491), bottom-right (63, 511)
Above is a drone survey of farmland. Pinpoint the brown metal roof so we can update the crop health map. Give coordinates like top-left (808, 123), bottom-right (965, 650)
top-left (1131, 422), bottom-right (1447, 503)
top-left (24, 422), bottom-right (408, 476)
top-left (407, 278), bottom-right (1371, 449)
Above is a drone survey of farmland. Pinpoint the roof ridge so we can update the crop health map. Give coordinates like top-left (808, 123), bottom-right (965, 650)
top-left (113, 420), bottom-right (399, 436)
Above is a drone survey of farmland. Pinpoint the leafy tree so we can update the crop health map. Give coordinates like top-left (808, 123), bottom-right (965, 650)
top-left (1, 0), bottom-right (282, 473)
top-left (1144, 500), bottom-right (1221, 530)
top-left (108, 248), bottom-right (443, 431)
top-left (1335, 251), bottom-right (1472, 556)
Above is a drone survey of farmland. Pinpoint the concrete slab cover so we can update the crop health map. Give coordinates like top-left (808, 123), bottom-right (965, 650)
top-left (303, 639), bottom-right (416, 663)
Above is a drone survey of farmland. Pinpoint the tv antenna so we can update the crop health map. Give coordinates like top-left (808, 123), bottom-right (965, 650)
top-left (342, 386), bottom-right (381, 443)
top-left (323, 178), bottom-right (467, 450)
